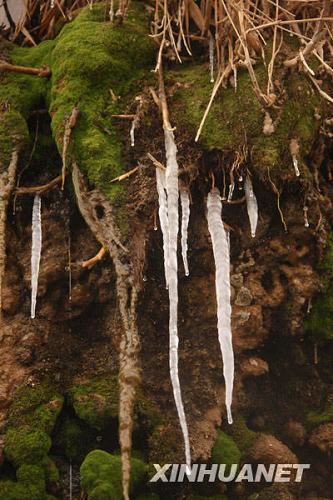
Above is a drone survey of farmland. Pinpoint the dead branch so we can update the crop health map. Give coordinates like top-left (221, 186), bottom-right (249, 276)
top-left (109, 167), bottom-right (139, 183)
top-left (15, 174), bottom-right (67, 195)
top-left (0, 60), bottom-right (51, 77)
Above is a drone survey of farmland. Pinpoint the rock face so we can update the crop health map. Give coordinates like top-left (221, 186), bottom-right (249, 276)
top-left (247, 433), bottom-right (298, 465)
top-left (309, 423), bottom-right (333, 455)
top-left (0, 2), bottom-right (332, 499)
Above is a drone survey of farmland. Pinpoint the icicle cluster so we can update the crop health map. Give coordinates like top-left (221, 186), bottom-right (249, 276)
top-left (244, 176), bottom-right (258, 238)
top-left (31, 194), bottom-right (42, 319)
top-left (164, 127), bottom-right (191, 471)
top-left (180, 189), bottom-right (190, 276)
top-left (207, 188), bottom-right (234, 424)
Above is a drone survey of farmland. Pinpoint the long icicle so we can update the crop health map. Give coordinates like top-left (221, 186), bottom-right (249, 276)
top-left (164, 127), bottom-right (191, 471)
top-left (31, 193), bottom-right (42, 319)
top-left (158, 57), bottom-right (191, 470)
top-left (156, 167), bottom-right (170, 288)
top-left (244, 175), bottom-right (258, 238)
top-left (180, 189), bottom-right (190, 276)
top-left (207, 187), bottom-right (234, 424)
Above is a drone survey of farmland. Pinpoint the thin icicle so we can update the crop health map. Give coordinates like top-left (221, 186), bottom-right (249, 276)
top-left (69, 459), bottom-right (72, 500)
top-left (292, 156), bottom-right (300, 177)
top-left (130, 119), bottom-right (136, 147)
top-left (180, 189), bottom-right (190, 276)
top-left (156, 168), bottom-right (169, 289)
top-left (244, 176), bottom-right (258, 238)
top-left (31, 194), bottom-right (42, 319)
top-left (303, 205), bottom-right (309, 227)
top-left (290, 138), bottom-right (300, 177)
top-left (164, 127), bottom-right (191, 472)
top-left (207, 188), bottom-right (234, 424)
top-left (209, 35), bottom-right (214, 83)
top-left (227, 182), bottom-right (234, 202)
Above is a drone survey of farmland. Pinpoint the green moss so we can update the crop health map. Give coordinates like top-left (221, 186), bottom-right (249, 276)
top-left (306, 402), bottom-right (333, 429)
top-left (0, 479), bottom-right (47, 500)
top-left (70, 377), bottom-right (119, 429)
top-left (7, 382), bottom-right (63, 433)
top-left (0, 464), bottom-right (48, 499)
top-left (305, 234), bottom-right (333, 342)
top-left (80, 449), bottom-right (146, 499)
top-left (226, 417), bottom-right (256, 455)
top-left (49, 1), bottom-right (155, 203)
top-left (41, 457), bottom-right (60, 484)
top-left (4, 427), bottom-right (51, 467)
top-left (0, 39), bottom-right (54, 167)
top-left (211, 430), bottom-right (241, 467)
top-left (16, 464), bottom-right (46, 490)
top-left (55, 417), bottom-right (96, 462)
top-left (69, 376), bottom-right (161, 432)
top-left (171, 63), bottom-right (320, 179)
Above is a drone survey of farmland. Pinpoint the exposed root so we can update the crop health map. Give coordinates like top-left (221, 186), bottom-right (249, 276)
top-left (61, 106), bottom-right (80, 189)
top-left (0, 150), bottom-right (19, 314)
top-left (81, 246), bottom-right (106, 269)
top-left (72, 163), bottom-right (139, 500)
top-left (15, 174), bottom-right (66, 195)
top-left (267, 167), bottom-right (287, 232)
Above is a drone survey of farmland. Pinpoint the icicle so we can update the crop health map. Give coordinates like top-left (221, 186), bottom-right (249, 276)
top-left (156, 168), bottom-right (169, 288)
top-left (244, 176), bottom-right (258, 238)
top-left (227, 183), bottom-right (234, 202)
top-left (290, 138), bottom-right (300, 177)
top-left (180, 189), bottom-right (190, 276)
top-left (69, 459), bottom-right (72, 500)
top-left (130, 119), bottom-right (136, 147)
top-left (292, 156), bottom-right (300, 177)
top-left (164, 126), bottom-right (191, 472)
top-left (209, 35), bottom-right (214, 83)
top-left (31, 194), bottom-right (42, 319)
top-left (207, 188), bottom-right (234, 424)
top-left (303, 205), bottom-right (309, 227)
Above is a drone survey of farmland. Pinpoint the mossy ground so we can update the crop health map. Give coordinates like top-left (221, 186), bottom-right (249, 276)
top-left (171, 61), bottom-right (321, 181)
top-left (1, 1), bottom-right (155, 211)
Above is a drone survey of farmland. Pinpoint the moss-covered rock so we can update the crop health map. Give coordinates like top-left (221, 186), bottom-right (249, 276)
top-left (49, 1), bottom-right (155, 203)
top-left (80, 449), bottom-right (146, 499)
top-left (69, 376), bottom-right (160, 432)
top-left (171, 62), bottom-right (321, 181)
top-left (4, 426), bottom-right (51, 467)
top-left (211, 430), bottom-right (241, 467)
top-left (55, 417), bottom-right (96, 462)
top-left (7, 381), bottom-right (64, 433)
top-left (0, 464), bottom-right (48, 499)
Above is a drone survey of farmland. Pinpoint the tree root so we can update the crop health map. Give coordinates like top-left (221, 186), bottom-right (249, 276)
top-left (72, 163), bottom-right (140, 500)
top-left (0, 60), bottom-right (51, 77)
